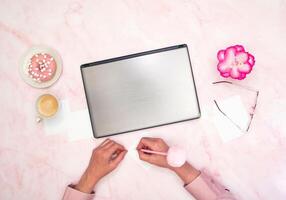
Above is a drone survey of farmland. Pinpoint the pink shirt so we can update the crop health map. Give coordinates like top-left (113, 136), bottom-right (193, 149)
top-left (62, 172), bottom-right (236, 200)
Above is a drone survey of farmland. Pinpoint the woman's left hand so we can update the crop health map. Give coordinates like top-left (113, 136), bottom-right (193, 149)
top-left (75, 139), bottom-right (127, 193)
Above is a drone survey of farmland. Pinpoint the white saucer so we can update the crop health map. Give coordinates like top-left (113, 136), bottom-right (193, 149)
top-left (19, 45), bottom-right (63, 88)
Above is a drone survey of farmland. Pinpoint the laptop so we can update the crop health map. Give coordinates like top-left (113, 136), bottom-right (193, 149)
top-left (81, 44), bottom-right (200, 138)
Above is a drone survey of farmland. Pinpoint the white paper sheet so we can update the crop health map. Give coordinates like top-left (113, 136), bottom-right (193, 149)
top-left (212, 95), bottom-right (250, 142)
top-left (43, 100), bottom-right (71, 135)
top-left (43, 100), bottom-right (93, 141)
top-left (67, 109), bottom-right (93, 141)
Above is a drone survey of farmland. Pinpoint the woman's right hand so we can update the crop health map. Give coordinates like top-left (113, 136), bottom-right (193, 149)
top-left (136, 137), bottom-right (201, 185)
top-left (136, 137), bottom-right (171, 168)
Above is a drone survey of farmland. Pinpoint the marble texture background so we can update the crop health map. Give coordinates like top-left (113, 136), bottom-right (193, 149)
top-left (1, 0), bottom-right (286, 199)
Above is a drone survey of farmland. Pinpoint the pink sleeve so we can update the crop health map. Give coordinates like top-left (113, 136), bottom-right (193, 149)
top-left (62, 185), bottom-right (95, 200)
top-left (185, 172), bottom-right (236, 200)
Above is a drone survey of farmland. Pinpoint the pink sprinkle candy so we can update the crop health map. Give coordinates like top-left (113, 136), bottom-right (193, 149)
top-left (217, 45), bottom-right (255, 80)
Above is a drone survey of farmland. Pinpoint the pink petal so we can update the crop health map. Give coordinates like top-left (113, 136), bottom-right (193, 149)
top-left (238, 73), bottom-right (246, 80)
top-left (238, 63), bottom-right (252, 73)
top-left (236, 52), bottom-right (249, 63)
top-left (230, 68), bottom-right (240, 78)
top-left (248, 54), bottom-right (255, 66)
top-left (217, 50), bottom-right (225, 61)
top-left (224, 47), bottom-right (236, 64)
top-left (221, 72), bottom-right (230, 77)
top-left (234, 45), bottom-right (245, 52)
top-left (217, 62), bottom-right (231, 73)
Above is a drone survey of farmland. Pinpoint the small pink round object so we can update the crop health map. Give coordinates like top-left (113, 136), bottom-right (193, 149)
top-left (217, 45), bottom-right (255, 80)
top-left (167, 146), bottom-right (187, 167)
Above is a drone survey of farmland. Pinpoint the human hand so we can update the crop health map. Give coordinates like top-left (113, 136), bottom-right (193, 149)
top-left (136, 137), bottom-right (170, 168)
top-left (136, 137), bottom-right (200, 185)
top-left (75, 139), bottom-right (127, 193)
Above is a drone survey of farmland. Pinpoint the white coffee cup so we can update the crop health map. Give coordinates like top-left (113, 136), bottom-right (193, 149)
top-left (36, 94), bottom-right (59, 122)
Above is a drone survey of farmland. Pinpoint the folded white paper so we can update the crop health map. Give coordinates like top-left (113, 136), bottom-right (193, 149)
top-left (212, 95), bottom-right (250, 142)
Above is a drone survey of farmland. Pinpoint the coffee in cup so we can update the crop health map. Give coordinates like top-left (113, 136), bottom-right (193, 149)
top-left (36, 94), bottom-right (59, 122)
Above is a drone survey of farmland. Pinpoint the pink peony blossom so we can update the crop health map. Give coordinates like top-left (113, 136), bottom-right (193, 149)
top-left (217, 45), bottom-right (255, 80)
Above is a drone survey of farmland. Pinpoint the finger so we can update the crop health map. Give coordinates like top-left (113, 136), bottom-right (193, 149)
top-left (106, 142), bottom-right (125, 154)
top-left (136, 137), bottom-right (155, 150)
top-left (102, 140), bottom-right (115, 150)
top-left (136, 137), bottom-right (152, 150)
top-left (110, 150), bottom-right (127, 167)
top-left (138, 150), bottom-right (154, 162)
top-left (99, 139), bottom-right (111, 147)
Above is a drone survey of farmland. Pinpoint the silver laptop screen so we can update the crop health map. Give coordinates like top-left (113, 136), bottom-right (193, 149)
top-left (81, 45), bottom-right (200, 138)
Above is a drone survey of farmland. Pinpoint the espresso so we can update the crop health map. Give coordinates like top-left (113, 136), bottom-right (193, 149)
top-left (37, 94), bottom-right (58, 117)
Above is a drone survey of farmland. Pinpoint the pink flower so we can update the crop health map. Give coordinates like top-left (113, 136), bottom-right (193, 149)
top-left (217, 45), bottom-right (255, 80)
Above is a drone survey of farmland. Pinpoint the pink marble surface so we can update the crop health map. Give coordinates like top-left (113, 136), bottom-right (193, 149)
top-left (1, 0), bottom-right (286, 199)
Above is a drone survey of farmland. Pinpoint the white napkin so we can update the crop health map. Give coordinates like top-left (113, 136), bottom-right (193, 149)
top-left (43, 100), bottom-right (71, 135)
top-left (43, 100), bottom-right (93, 141)
top-left (212, 95), bottom-right (250, 142)
top-left (68, 109), bottom-right (93, 141)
